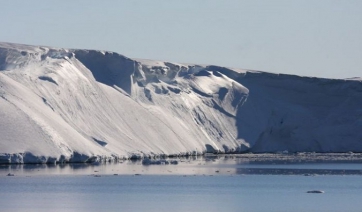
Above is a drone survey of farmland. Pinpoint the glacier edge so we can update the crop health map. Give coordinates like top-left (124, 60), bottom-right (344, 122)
top-left (0, 42), bottom-right (362, 164)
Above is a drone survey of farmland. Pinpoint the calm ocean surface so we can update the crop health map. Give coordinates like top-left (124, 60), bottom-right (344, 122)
top-left (1, 155), bottom-right (362, 212)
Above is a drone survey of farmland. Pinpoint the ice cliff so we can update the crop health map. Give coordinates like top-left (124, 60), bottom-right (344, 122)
top-left (0, 42), bottom-right (361, 163)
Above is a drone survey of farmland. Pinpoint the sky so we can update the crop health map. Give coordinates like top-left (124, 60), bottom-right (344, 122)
top-left (1, 0), bottom-right (361, 79)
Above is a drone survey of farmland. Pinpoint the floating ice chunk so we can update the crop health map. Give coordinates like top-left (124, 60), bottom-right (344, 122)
top-left (307, 190), bottom-right (324, 193)
top-left (170, 160), bottom-right (178, 165)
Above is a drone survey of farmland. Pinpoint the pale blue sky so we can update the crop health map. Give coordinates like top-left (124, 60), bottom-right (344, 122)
top-left (1, 0), bottom-right (361, 79)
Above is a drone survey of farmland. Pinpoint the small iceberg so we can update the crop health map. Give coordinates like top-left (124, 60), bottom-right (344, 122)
top-left (307, 190), bottom-right (324, 194)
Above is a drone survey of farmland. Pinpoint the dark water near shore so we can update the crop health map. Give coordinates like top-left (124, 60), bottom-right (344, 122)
top-left (1, 155), bottom-right (362, 212)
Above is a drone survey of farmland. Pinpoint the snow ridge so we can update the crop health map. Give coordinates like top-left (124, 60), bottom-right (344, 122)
top-left (0, 42), bottom-right (362, 164)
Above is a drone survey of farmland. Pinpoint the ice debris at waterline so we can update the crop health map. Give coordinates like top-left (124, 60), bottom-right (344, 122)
top-left (1, 42), bottom-right (362, 164)
top-left (142, 158), bottom-right (178, 165)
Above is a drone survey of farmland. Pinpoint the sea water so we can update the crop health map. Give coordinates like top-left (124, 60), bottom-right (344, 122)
top-left (1, 156), bottom-right (362, 212)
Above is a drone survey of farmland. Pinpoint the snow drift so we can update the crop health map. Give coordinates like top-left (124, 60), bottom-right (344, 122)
top-left (0, 42), bottom-right (361, 164)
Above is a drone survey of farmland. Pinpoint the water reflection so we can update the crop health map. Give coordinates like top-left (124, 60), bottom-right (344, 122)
top-left (1, 154), bottom-right (362, 176)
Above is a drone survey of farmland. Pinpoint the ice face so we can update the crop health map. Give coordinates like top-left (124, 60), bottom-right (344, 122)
top-left (1, 42), bottom-right (362, 164)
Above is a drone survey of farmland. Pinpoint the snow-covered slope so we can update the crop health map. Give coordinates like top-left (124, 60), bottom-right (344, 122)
top-left (0, 42), bottom-right (361, 163)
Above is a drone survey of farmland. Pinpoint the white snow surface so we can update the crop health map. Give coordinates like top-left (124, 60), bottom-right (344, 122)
top-left (0, 42), bottom-right (362, 163)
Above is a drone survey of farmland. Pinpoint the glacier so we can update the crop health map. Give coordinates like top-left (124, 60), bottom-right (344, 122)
top-left (0, 42), bottom-right (362, 164)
